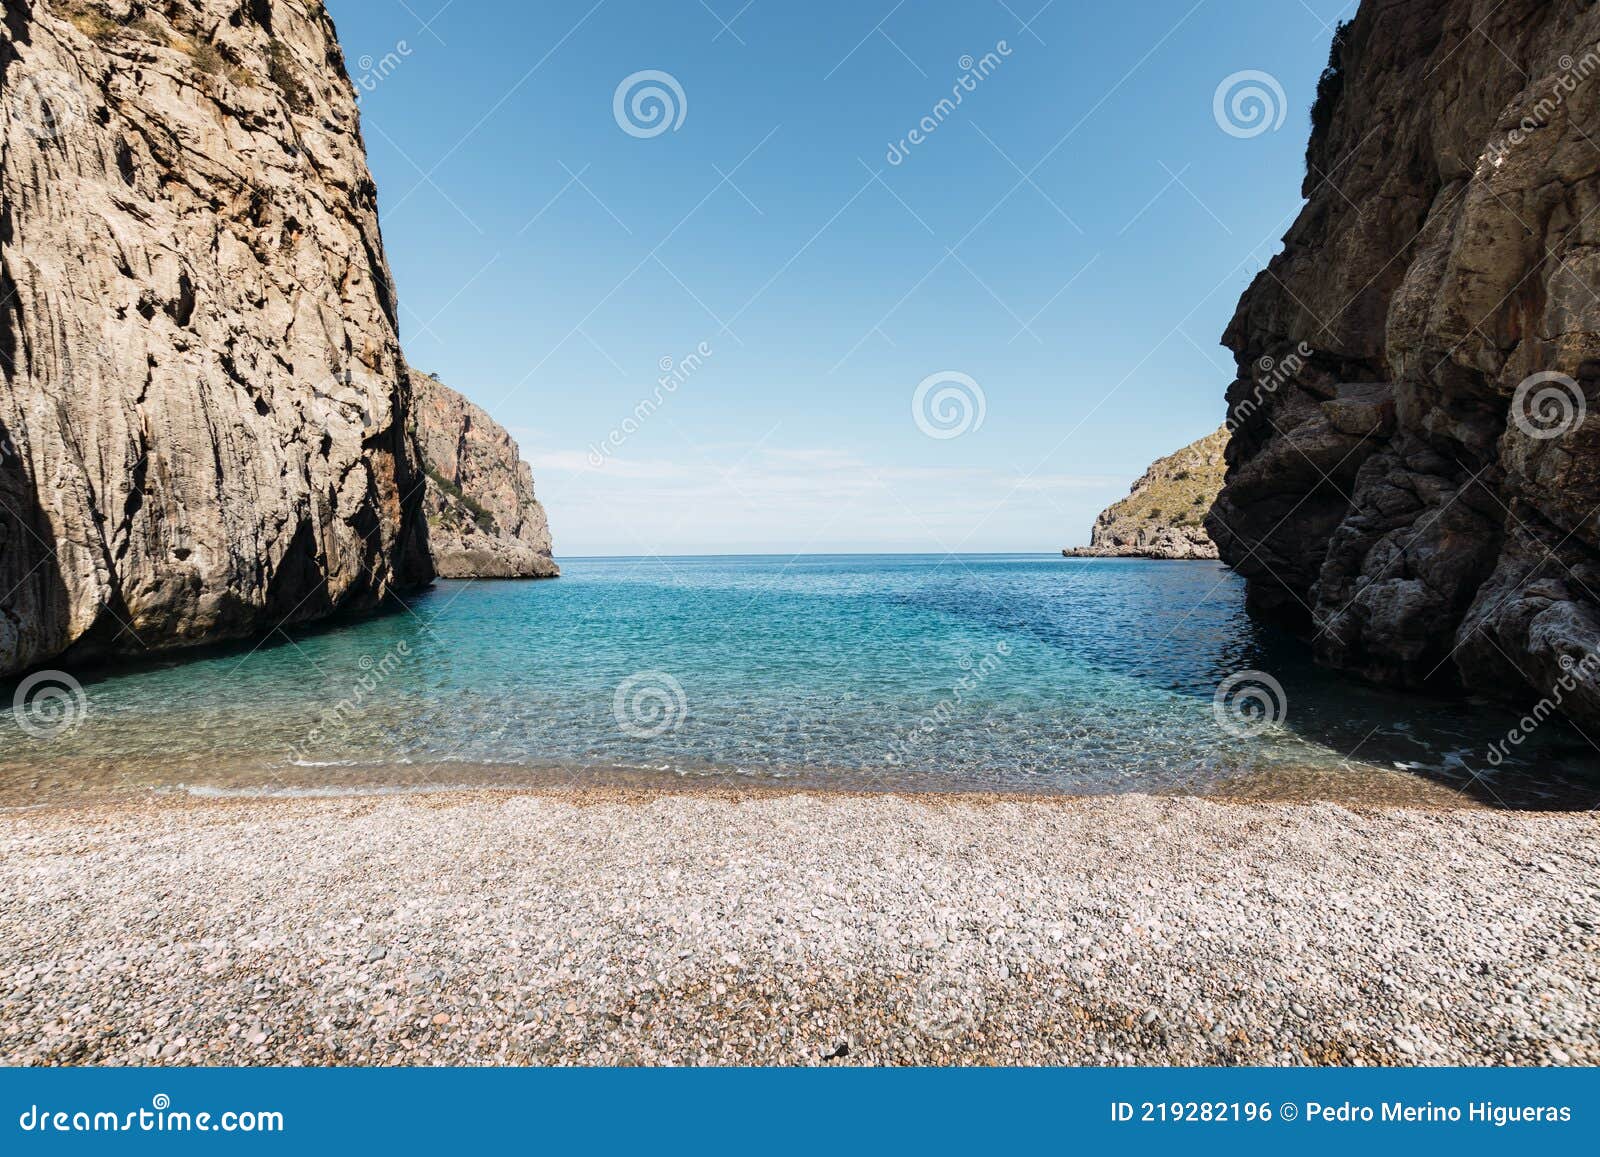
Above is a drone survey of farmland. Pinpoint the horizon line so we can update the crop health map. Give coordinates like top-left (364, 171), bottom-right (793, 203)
top-left (545, 550), bottom-right (1099, 560)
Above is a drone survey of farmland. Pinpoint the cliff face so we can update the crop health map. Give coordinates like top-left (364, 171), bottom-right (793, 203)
top-left (1066, 428), bottom-right (1226, 560)
top-left (0, 0), bottom-right (432, 677)
top-left (1209, 0), bottom-right (1600, 722)
top-left (411, 371), bottom-right (557, 580)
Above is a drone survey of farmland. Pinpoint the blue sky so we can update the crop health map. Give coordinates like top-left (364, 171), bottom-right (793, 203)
top-left (326, 0), bottom-right (1352, 555)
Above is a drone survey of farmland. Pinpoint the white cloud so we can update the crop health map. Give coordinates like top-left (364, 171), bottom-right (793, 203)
top-left (523, 441), bottom-right (1124, 555)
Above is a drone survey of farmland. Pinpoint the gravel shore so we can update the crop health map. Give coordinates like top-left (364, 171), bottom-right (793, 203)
top-left (1, 788), bottom-right (1596, 1066)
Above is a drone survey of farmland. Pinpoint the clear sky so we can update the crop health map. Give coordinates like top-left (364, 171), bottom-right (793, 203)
top-left (325, 0), bottom-right (1351, 556)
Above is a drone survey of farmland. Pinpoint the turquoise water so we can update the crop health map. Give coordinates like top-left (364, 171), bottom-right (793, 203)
top-left (2, 555), bottom-right (1597, 806)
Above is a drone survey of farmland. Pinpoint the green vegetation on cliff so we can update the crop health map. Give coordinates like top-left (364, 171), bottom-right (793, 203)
top-left (1065, 428), bottom-right (1227, 559)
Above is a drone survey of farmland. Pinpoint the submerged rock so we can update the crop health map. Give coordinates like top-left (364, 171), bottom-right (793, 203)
top-left (0, 0), bottom-right (432, 676)
top-left (410, 371), bottom-right (557, 580)
top-left (1066, 428), bottom-right (1226, 560)
top-left (1211, 0), bottom-right (1600, 723)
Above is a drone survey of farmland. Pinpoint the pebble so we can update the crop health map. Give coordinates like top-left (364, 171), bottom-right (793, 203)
top-left (0, 789), bottom-right (1594, 1066)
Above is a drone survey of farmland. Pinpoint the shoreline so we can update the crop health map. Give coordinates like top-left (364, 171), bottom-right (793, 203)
top-left (0, 772), bottom-right (1521, 817)
top-left (1060, 549), bottom-right (1221, 561)
top-left (10, 743), bottom-right (1574, 813)
top-left (2, 788), bottom-right (1595, 1066)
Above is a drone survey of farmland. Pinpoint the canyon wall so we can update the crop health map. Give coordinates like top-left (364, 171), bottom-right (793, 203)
top-left (411, 370), bottom-right (557, 580)
top-left (1209, 0), bottom-right (1600, 724)
top-left (1, 0), bottom-right (433, 676)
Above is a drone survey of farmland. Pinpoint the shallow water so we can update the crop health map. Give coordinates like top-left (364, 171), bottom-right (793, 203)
top-left (2, 555), bottom-right (1597, 807)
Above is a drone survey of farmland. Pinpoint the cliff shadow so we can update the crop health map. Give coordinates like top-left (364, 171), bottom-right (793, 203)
top-left (0, 11), bottom-right (75, 681)
top-left (0, 583), bottom-right (434, 694)
top-left (1219, 619), bottom-right (1600, 812)
top-left (0, 414), bottom-right (73, 678)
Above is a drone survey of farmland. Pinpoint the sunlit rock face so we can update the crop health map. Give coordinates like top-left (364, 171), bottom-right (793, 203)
top-left (1, 0), bottom-right (433, 675)
top-left (411, 371), bottom-right (557, 581)
top-left (1067, 428), bottom-right (1227, 560)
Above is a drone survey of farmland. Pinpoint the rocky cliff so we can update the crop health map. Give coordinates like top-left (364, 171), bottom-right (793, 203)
top-left (410, 371), bottom-right (557, 580)
top-left (0, 0), bottom-right (432, 677)
top-left (1209, 0), bottom-right (1600, 723)
top-left (1066, 428), bottom-right (1226, 559)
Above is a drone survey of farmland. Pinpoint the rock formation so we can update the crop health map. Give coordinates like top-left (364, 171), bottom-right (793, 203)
top-left (1066, 427), bottom-right (1226, 559)
top-left (410, 371), bottom-right (557, 580)
top-left (0, 0), bottom-right (432, 677)
top-left (1209, 0), bottom-right (1600, 723)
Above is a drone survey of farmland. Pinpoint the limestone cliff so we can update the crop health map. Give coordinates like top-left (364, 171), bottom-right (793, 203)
top-left (1209, 0), bottom-right (1600, 723)
top-left (0, 0), bottom-right (432, 677)
top-left (1066, 428), bottom-right (1226, 560)
top-left (410, 371), bottom-right (556, 580)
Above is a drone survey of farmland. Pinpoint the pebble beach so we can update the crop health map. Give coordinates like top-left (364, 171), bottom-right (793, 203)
top-left (1, 788), bottom-right (1596, 1066)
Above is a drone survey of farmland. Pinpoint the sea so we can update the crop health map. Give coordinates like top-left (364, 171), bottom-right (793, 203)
top-left (2, 555), bottom-right (1596, 808)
